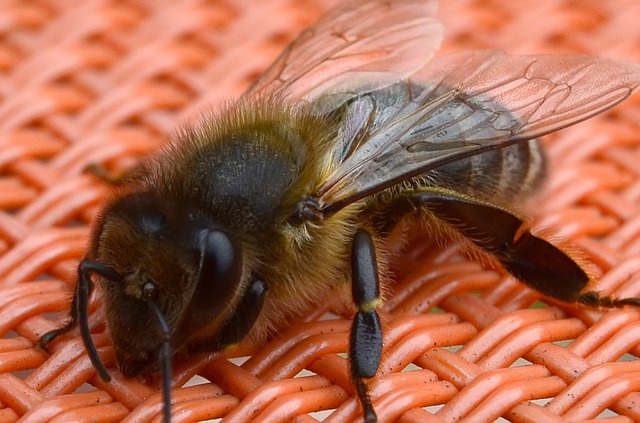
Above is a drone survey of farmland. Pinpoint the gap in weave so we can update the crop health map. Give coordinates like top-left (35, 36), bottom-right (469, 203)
top-left (184, 356), bottom-right (248, 389)
top-left (11, 368), bottom-right (33, 380)
top-left (308, 409), bottom-right (333, 421)
top-left (617, 352), bottom-right (638, 362)
top-left (184, 374), bottom-right (211, 387)
top-left (4, 330), bottom-right (19, 339)
top-left (73, 382), bottom-right (98, 394)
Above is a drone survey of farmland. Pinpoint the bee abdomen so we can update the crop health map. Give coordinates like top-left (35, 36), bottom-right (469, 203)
top-left (432, 139), bottom-right (546, 202)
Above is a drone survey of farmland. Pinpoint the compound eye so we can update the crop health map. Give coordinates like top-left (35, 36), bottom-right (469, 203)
top-left (182, 229), bottom-right (243, 330)
top-left (203, 230), bottom-right (240, 285)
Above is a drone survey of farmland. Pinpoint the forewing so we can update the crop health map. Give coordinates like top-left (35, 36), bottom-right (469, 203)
top-left (315, 50), bottom-right (640, 213)
top-left (243, 0), bottom-right (443, 101)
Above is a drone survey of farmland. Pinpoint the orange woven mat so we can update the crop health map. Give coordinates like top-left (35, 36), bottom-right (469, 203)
top-left (2, 0), bottom-right (640, 422)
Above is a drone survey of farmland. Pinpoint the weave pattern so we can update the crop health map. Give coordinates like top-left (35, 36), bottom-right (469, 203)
top-left (1, 0), bottom-right (640, 422)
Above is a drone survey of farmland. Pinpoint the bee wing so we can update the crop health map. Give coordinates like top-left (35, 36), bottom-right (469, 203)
top-left (314, 50), bottom-right (640, 214)
top-left (243, 0), bottom-right (444, 100)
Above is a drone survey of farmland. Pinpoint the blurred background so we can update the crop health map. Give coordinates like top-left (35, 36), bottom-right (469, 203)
top-left (1, 0), bottom-right (640, 421)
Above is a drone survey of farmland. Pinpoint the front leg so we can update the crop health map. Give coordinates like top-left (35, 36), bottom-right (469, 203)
top-left (350, 229), bottom-right (384, 423)
top-left (187, 279), bottom-right (268, 353)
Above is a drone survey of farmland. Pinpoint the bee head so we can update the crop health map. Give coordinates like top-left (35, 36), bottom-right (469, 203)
top-left (84, 191), bottom-right (244, 377)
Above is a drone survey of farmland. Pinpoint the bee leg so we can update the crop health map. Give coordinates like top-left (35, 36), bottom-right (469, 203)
top-left (350, 229), bottom-right (383, 423)
top-left (37, 316), bottom-right (77, 351)
top-left (38, 275), bottom-right (91, 351)
top-left (85, 163), bottom-right (134, 186)
top-left (215, 279), bottom-right (268, 349)
top-left (574, 290), bottom-right (640, 308)
top-left (405, 188), bottom-right (640, 307)
top-left (37, 280), bottom-right (85, 350)
top-left (187, 279), bottom-right (268, 353)
top-left (37, 260), bottom-right (121, 372)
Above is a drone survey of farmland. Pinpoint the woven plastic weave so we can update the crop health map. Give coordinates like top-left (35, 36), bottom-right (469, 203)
top-left (1, 0), bottom-right (640, 422)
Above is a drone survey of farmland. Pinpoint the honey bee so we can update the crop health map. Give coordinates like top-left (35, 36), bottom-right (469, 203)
top-left (38, 0), bottom-right (640, 421)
